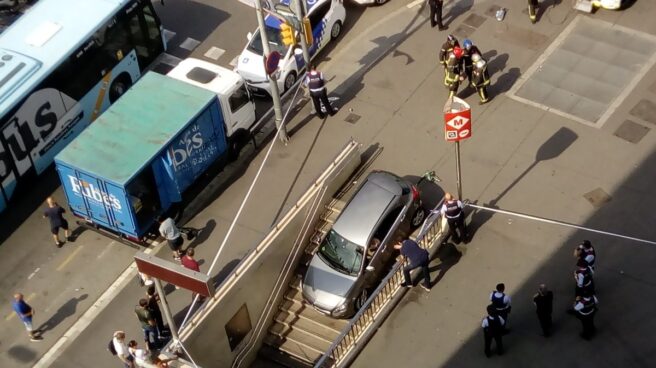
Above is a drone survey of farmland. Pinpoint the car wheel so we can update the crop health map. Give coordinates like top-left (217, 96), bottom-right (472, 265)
top-left (375, 0), bottom-right (388, 5)
top-left (330, 21), bottom-right (342, 41)
top-left (283, 71), bottom-right (297, 93)
top-left (355, 289), bottom-right (369, 310)
top-left (411, 206), bottom-right (426, 228)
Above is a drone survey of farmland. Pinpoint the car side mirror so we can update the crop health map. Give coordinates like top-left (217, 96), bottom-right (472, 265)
top-left (366, 266), bottom-right (375, 272)
top-left (247, 32), bottom-right (253, 41)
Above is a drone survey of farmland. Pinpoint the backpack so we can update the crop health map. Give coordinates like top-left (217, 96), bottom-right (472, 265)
top-left (108, 338), bottom-right (117, 355)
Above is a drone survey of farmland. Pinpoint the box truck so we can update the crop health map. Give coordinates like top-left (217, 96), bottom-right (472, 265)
top-left (55, 62), bottom-right (257, 242)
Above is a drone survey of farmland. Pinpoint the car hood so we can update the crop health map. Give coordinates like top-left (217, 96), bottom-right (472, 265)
top-left (302, 254), bottom-right (357, 310)
top-left (237, 48), bottom-right (267, 84)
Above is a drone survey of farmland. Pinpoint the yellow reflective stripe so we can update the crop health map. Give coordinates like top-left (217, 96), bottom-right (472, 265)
top-left (91, 72), bottom-right (112, 122)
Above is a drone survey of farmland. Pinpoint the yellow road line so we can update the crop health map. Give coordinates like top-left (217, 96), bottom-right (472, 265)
top-left (5, 292), bottom-right (36, 321)
top-left (56, 245), bottom-right (84, 272)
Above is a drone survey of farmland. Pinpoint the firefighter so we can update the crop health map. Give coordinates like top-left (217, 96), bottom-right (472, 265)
top-left (528, 0), bottom-right (539, 24)
top-left (462, 39), bottom-right (482, 82)
top-left (444, 46), bottom-right (464, 98)
top-left (439, 34), bottom-right (460, 69)
top-left (470, 53), bottom-right (490, 104)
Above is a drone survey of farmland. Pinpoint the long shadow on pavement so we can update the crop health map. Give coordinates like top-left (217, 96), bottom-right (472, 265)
top-left (37, 294), bottom-right (89, 334)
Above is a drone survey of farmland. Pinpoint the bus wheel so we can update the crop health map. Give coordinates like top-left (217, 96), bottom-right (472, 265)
top-left (109, 73), bottom-right (133, 103)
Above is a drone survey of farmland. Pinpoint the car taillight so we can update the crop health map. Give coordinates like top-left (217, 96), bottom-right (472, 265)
top-left (411, 185), bottom-right (420, 201)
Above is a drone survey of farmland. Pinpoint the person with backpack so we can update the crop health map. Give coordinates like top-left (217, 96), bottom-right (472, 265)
top-left (110, 331), bottom-right (135, 367)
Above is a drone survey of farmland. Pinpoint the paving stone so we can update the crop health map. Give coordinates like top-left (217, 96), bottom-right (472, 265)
top-left (453, 24), bottom-right (475, 39)
top-left (583, 188), bottom-right (612, 208)
top-left (629, 99), bottom-right (656, 125)
top-left (613, 120), bottom-right (650, 143)
top-left (344, 113), bottom-right (361, 124)
top-left (462, 13), bottom-right (486, 29)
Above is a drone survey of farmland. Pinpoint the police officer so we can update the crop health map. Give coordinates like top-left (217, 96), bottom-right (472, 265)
top-left (439, 35), bottom-right (460, 69)
top-left (574, 258), bottom-right (595, 297)
top-left (528, 0), bottom-right (539, 24)
top-left (470, 53), bottom-right (491, 105)
top-left (574, 240), bottom-right (596, 271)
top-left (490, 283), bottom-right (511, 325)
top-left (428, 0), bottom-right (446, 30)
top-left (573, 292), bottom-right (598, 340)
top-left (482, 304), bottom-right (505, 357)
top-left (461, 39), bottom-right (482, 81)
top-left (444, 47), bottom-right (464, 98)
top-left (439, 192), bottom-right (468, 243)
top-left (304, 64), bottom-right (337, 119)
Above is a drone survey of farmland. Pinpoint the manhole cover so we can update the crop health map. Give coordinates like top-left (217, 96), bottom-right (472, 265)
top-left (344, 113), bottom-right (361, 124)
top-left (614, 120), bottom-right (650, 143)
top-left (463, 13), bottom-right (486, 29)
top-left (583, 188), bottom-right (611, 208)
top-left (629, 99), bottom-right (656, 125)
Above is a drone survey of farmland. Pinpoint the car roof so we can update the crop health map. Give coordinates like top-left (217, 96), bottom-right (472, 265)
top-left (332, 171), bottom-right (404, 248)
top-left (265, 0), bottom-right (329, 29)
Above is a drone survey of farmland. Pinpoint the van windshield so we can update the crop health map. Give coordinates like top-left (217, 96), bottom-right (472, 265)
top-left (318, 229), bottom-right (363, 276)
top-left (246, 26), bottom-right (288, 56)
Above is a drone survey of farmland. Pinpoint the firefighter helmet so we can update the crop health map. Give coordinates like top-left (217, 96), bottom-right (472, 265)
top-left (463, 39), bottom-right (472, 50)
top-left (453, 46), bottom-right (463, 59)
top-left (447, 34), bottom-right (457, 44)
top-left (472, 53), bottom-right (481, 63)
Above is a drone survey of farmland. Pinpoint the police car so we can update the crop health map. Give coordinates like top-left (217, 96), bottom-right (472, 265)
top-left (236, 0), bottom-right (346, 96)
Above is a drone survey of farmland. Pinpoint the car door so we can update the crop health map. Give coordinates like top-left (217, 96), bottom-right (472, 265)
top-left (224, 84), bottom-right (256, 134)
top-left (365, 206), bottom-right (404, 285)
top-left (307, 0), bottom-right (332, 56)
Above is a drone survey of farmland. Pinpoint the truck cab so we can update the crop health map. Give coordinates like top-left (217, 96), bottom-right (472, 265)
top-left (167, 58), bottom-right (256, 139)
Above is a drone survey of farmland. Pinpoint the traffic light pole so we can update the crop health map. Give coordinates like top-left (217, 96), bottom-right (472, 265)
top-left (292, 0), bottom-right (311, 67)
top-left (254, 0), bottom-right (289, 144)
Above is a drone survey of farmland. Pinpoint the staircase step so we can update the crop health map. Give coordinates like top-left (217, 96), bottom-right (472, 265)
top-left (284, 287), bottom-right (306, 304)
top-left (257, 343), bottom-right (313, 368)
top-left (274, 310), bottom-right (342, 342)
top-left (278, 298), bottom-right (348, 333)
top-left (264, 334), bottom-right (323, 365)
top-left (267, 322), bottom-right (332, 356)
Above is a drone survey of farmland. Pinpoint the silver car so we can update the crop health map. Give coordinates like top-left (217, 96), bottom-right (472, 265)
top-left (302, 171), bottom-right (425, 318)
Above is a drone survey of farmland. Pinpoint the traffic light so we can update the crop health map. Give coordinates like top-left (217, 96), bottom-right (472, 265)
top-left (302, 18), bottom-right (313, 46)
top-left (280, 22), bottom-right (296, 46)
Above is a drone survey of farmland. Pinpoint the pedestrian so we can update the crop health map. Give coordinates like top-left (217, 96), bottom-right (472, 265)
top-left (528, 0), bottom-right (539, 24)
top-left (482, 304), bottom-right (505, 357)
top-left (135, 298), bottom-right (159, 350)
top-left (573, 292), bottom-right (599, 340)
top-left (394, 237), bottom-right (431, 291)
top-left (43, 197), bottom-right (72, 247)
top-left (304, 64), bottom-right (337, 119)
top-left (439, 192), bottom-right (469, 243)
top-left (574, 258), bottom-right (595, 297)
top-left (444, 47), bottom-right (465, 98)
top-left (533, 284), bottom-right (553, 336)
top-left (12, 293), bottom-right (41, 341)
top-left (112, 331), bottom-right (135, 368)
top-left (181, 248), bottom-right (206, 303)
top-left (461, 39), bottom-right (482, 82)
top-left (490, 283), bottom-right (511, 326)
top-left (428, 0), bottom-right (446, 30)
top-left (470, 53), bottom-right (491, 105)
top-left (127, 340), bottom-right (151, 367)
top-left (146, 286), bottom-right (167, 338)
top-left (439, 34), bottom-right (460, 69)
top-left (574, 240), bottom-right (596, 271)
top-left (157, 216), bottom-right (184, 261)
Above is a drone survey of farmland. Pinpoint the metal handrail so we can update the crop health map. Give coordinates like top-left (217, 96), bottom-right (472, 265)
top-left (315, 199), bottom-right (446, 368)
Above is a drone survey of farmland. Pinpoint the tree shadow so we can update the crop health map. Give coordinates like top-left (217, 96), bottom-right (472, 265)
top-left (37, 294), bottom-right (89, 334)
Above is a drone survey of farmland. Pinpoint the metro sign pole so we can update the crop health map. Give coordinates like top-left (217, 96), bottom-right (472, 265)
top-left (443, 96), bottom-right (472, 200)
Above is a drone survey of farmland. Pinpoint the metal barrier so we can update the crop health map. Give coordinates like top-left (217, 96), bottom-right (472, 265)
top-left (315, 200), bottom-right (447, 368)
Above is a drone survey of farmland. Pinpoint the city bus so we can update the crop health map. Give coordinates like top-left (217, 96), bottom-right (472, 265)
top-left (0, 0), bottom-right (165, 213)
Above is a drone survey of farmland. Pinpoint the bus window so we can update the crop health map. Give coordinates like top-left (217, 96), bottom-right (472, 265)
top-left (126, 3), bottom-right (162, 67)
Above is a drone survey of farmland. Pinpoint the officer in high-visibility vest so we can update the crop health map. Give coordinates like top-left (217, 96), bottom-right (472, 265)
top-left (470, 53), bottom-right (491, 105)
top-left (573, 292), bottom-right (598, 340)
top-left (574, 240), bottom-right (596, 271)
top-left (438, 192), bottom-right (469, 243)
top-left (528, 0), bottom-right (539, 24)
top-left (444, 47), bottom-right (464, 98)
top-left (304, 64), bottom-right (337, 119)
top-left (490, 283), bottom-right (512, 324)
top-left (574, 258), bottom-right (595, 297)
top-left (481, 304), bottom-right (505, 357)
top-left (439, 34), bottom-right (460, 69)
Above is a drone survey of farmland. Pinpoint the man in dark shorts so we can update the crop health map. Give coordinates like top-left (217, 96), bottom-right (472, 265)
top-left (43, 197), bottom-right (72, 248)
top-left (157, 216), bottom-right (184, 260)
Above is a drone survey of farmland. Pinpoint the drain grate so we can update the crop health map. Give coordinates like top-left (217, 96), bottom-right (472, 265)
top-left (629, 99), bottom-right (656, 125)
top-left (583, 188), bottom-right (612, 208)
top-left (614, 120), bottom-right (650, 143)
top-left (344, 113), bottom-right (361, 124)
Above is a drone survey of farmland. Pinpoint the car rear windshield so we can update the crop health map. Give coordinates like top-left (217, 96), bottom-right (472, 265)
top-left (246, 26), bottom-right (287, 56)
top-left (318, 229), bottom-right (363, 276)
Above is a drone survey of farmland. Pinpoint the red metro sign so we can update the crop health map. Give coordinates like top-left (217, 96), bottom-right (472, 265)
top-left (443, 96), bottom-right (472, 142)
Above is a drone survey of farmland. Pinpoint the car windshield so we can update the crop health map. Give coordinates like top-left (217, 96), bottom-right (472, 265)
top-left (246, 26), bottom-right (288, 56)
top-left (318, 229), bottom-right (363, 276)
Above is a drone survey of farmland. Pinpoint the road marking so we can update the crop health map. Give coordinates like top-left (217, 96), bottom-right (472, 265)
top-left (5, 292), bottom-right (36, 321)
top-left (27, 267), bottom-right (41, 280)
top-left (56, 245), bottom-right (84, 272)
top-left (204, 46), bottom-right (225, 61)
top-left (97, 241), bottom-right (117, 259)
top-left (407, 0), bottom-right (423, 8)
top-left (33, 243), bottom-right (160, 368)
top-left (159, 53), bottom-right (182, 67)
top-left (179, 37), bottom-right (201, 51)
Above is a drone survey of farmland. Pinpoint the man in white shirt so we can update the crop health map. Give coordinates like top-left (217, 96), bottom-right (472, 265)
top-left (113, 331), bottom-right (135, 368)
top-left (157, 216), bottom-right (183, 260)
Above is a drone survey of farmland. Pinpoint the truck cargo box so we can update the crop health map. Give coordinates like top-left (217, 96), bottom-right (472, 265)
top-left (55, 72), bottom-right (228, 239)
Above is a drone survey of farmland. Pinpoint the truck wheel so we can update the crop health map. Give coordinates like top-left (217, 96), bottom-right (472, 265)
top-left (109, 73), bottom-right (133, 104)
top-left (283, 72), bottom-right (297, 93)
